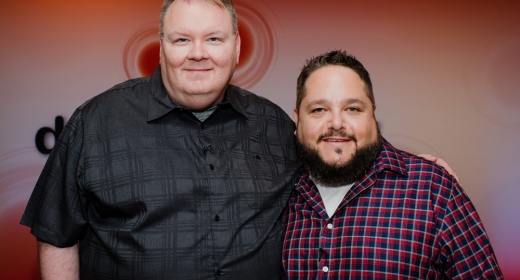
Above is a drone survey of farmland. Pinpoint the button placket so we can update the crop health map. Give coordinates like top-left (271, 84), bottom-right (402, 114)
top-left (319, 221), bottom-right (333, 276)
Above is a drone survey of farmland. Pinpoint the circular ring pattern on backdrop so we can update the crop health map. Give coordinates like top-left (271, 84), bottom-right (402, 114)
top-left (123, 22), bottom-right (161, 79)
top-left (122, 2), bottom-right (277, 89)
top-left (230, 1), bottom-right (277, 89)
top-left (464, 33), bottom-right (520, 130)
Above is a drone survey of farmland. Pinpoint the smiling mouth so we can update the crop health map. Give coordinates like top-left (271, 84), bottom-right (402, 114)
top-left (318, 131), bottom-right (357, 143)
top-left (324, 138), bottom-right (350, 142)
top-left (322, 138), bottom-right (353, 144)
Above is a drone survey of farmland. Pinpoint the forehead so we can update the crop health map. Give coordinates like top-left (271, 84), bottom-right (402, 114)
top-left (302, 65), bottom-right (368, 103)
top-left (163, 0), bottom-right (233, 33)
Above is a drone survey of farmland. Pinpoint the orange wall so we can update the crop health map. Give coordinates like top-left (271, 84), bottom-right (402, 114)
top-left (1, 0), bottom-right (519, 278)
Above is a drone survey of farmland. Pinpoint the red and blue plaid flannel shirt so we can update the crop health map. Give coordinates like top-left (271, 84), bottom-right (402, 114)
top-left (283, 138), bottom-right (503, 279)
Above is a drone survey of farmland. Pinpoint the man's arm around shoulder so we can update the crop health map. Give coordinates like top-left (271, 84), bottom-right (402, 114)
top-left (38, 239), bottom-right (79, 280)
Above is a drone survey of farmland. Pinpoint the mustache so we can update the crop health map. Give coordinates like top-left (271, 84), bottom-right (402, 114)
top-left (317, 130), bottom-right (357, 142)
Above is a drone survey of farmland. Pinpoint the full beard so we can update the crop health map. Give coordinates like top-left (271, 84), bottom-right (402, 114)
top-left (296, 124), bottom-right (382, 188)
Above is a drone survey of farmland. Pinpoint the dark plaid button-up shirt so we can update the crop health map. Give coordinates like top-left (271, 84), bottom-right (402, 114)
top-left (283, 138), bottom-right (503, 279)
top-left (21, 67), bottom-right (300, 279)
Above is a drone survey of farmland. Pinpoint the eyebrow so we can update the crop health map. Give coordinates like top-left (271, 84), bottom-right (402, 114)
top-left (166, 31), bottom-right (188, 37)
top-left (166, 31), bottom-right (226, 37)
top-left (206, 31), bottom-right (226, 36)
top-left (306, 98), bottom-right (367, 107)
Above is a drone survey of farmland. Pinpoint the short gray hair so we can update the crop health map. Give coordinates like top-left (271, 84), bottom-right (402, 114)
top-left (159, 0), bottom-right (238, 37)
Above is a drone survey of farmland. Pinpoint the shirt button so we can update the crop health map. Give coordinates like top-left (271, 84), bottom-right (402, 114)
top-left (327, 223), bottom-right (333, 229)
top-left (209, 164), bottom-right (214, 170)
top-left (216, 269), bottom-right (222, 277)
top-left (215, 215), bottom-right (220, 222)
top-left (323, 266), bottom-right (329, 273)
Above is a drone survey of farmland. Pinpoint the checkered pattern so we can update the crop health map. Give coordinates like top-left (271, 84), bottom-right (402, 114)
top-left (283, 138), bottom-right (503, 279)
top-left (21, 67), bottom-right (299, 279)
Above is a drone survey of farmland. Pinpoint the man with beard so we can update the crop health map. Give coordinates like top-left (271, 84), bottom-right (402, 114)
top-left (282, 50), bottom-right (503, 279)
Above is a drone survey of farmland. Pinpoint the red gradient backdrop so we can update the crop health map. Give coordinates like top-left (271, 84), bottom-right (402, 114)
top-left (1, 0), bottom-right (519, 279)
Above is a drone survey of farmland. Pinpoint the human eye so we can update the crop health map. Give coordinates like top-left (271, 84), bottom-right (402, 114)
top-left (208, 37), bottom-right (222, 43)
top-left (347, 107), bottom-right (360, 112)
top-left (174, 38), bottom-right (189, 44)
top-left (311, 107), bottom-right (325, 113)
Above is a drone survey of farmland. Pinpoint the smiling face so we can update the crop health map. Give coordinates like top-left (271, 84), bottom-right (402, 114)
top-left (160, 0), bottom-right (240, 110)
top-left (294, 65), bottom-right (379, 168)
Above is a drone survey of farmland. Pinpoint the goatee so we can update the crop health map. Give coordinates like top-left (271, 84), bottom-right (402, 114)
top-left (296, 126), bottom-right (382, 187)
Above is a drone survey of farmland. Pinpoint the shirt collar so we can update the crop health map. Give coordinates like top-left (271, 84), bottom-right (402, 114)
top-left (224, 84), bottom-right (248, 119)
top-left (370, 137), bottom-right (408, 178)
top-left (147, 66), bottom-right (248, 122)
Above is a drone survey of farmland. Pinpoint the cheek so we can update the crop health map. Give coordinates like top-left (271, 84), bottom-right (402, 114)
top-left (214, 47), bottom-right (237, 66)
top-left (162, 47), bottom-right (185, 67)
top-left (354, 120), bottom-right (377, 141)
top-left (297, 121), bottom-right (320, 143)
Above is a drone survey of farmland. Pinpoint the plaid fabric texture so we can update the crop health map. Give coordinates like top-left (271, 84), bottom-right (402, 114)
top-left (283, 138), bottom-right (503, 279)
top-left (21, 67), bottom-right (299, 279)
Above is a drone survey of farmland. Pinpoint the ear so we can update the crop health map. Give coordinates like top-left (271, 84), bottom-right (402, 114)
top-left (159, 39), bottom-right (163, 62)
top-left (293, 107), bottom-right (299, 136)
top-left (235, 33), bottom-right (241, 64)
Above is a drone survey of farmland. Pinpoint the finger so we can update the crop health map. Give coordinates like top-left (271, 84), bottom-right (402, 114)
top-left (434, 158), bottom-right (460, 183)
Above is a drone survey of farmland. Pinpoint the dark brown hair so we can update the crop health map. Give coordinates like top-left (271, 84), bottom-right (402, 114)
top-left (296, 50), bottom-right (374, 110)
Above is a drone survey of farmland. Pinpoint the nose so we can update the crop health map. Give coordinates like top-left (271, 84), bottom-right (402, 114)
top-left (188, 41), bottom-right (209, 61)
top-left (327, 111), bottom-right (345, 131)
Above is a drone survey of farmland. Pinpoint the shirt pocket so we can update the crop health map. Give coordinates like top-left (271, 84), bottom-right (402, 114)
top-left (228, 149), bottom-right (293, 209)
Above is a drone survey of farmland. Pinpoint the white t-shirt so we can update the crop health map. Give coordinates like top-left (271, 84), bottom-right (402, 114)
top-left (315, 181), bottom-right (354, 218)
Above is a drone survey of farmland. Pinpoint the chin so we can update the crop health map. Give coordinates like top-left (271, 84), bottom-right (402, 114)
top-left (322, 156), bottom-right (352, 167)
top-left (183, 84), bottom-right (211, 94)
